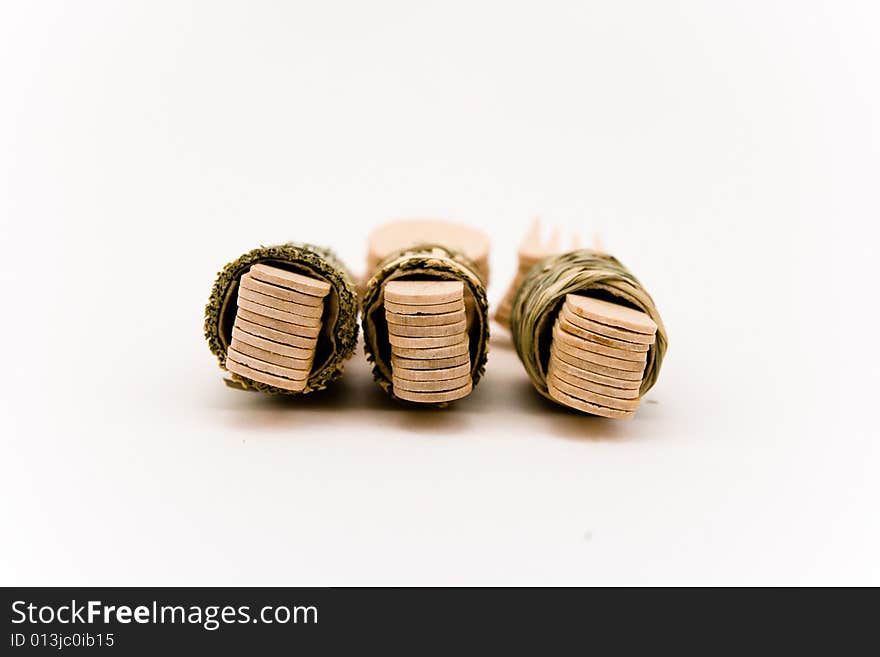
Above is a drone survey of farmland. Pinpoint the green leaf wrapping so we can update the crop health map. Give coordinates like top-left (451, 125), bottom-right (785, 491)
top-left (361, 244), bottom-right (490, 404)
top-left (510, 249), bottom-right (668, 400)
top-left (204, 243), bottom-right (359, 395)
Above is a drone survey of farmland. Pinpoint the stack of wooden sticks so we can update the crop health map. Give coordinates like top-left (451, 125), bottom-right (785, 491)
top-left (225, 264), bottom-right (331, 392)
top-left (384, 280), bottom-right (473, 403)
top-left (547, 294), bottom-right (657, 418)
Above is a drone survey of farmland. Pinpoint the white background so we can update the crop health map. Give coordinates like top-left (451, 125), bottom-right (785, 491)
top-left (1, 1), bottom-right (878, 585)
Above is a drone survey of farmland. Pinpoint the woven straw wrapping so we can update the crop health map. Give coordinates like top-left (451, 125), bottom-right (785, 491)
top-left (204, 243), bottom-right (359, 394)
top-left (510, 249), bottom-right (667, 399)
top-left (361, 244), bottom-right (490, 404)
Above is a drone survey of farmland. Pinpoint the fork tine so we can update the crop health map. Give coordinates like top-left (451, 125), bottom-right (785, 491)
top-left (547, 226), bottom-right (560, 251)
top-left (523, 217), bottom-right (541, 248)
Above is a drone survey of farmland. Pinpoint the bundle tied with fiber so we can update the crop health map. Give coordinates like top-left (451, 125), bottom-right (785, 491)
top-left (204, 243), bottom-right (359, 394)
top-left (510, 250), bottom-right (667, 414)
top-left (362, 244), bottom-right (490, 403)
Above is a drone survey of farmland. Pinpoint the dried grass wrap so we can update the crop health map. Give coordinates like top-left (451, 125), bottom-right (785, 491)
top-left (204, 243), bottom-right (359, 394)
top-left (362, 244), bottom-right (490, 402)
top-left (510, 249), bottom-right (667, 400)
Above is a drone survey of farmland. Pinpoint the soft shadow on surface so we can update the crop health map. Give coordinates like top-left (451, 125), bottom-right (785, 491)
top-left (489, 325), bottom-right (515, 350)
top-left (202, 335), bottom-right (652, 441)
top-left (204, 343), bottom-right (473, 435)
top-left (530, 393), bottom-right (643, 442)
top-left (381, 401), bottom-right (471, 436)
top-left (472, 371), bottom-right (640, 443)
top-left (473, 336), bottom-right (651, 443)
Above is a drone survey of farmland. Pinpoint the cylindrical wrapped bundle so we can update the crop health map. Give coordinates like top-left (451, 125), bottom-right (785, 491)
top-left (510, 250), bottom-right (667, 411)
top-left (362, 244), bottom-right (490, 404)
top-left (204, 243), bottom-right (359, 394)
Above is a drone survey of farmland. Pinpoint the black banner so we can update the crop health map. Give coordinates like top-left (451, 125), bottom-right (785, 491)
top-left (1, 587), bottom-right (873, 653)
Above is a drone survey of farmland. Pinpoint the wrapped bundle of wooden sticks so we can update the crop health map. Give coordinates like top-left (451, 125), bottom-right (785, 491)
top-left (361, 220), bottom-right (490, 405)
top-left (508, 247), bottom-right (667, 419)
top-left (204, 243), bottom-right (359, 395)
